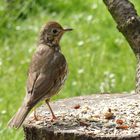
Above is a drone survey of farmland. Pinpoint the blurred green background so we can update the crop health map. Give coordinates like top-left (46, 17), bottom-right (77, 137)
top-left (0, 0), bottom-right (139, 139)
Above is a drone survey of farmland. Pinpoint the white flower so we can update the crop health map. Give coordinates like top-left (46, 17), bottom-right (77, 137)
top-left (1, 110), bottom-right (6, 114)
top-left (78, 68), bottom-right (84, 74)
top-left (91, 3), bottom-right (97, 9)
top-left (77, 41), bottom-right (84, 46)
top-left (0, 60), bottom-right (2, 66)
top-left (16, 26), bottom-right (21, 30)
top-left (86, 15), bottom-right (93, 21)
top-left (72, 81), bottom-right (77, 86)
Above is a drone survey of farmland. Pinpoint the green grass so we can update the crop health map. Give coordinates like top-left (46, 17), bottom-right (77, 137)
top-left (0, 0), bottom-right (140, 139)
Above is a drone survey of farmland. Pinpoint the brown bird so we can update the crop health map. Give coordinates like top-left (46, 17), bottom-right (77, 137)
top-left (8, 21), bottom-right (73, 129)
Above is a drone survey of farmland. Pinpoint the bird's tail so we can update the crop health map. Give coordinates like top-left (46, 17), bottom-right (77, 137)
top-left (8, 103), bottom-right (32, 129)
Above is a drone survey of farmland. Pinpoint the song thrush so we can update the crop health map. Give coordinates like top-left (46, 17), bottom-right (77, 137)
top-left (8, 21), bottom-right (73, 128)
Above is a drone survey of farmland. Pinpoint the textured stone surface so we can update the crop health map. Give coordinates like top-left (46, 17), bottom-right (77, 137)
top-left (23, 93), bottom-right (140, 140)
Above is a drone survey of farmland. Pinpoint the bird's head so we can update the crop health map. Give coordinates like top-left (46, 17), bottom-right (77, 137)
top-left (39, 21), bottom-right (73, 47)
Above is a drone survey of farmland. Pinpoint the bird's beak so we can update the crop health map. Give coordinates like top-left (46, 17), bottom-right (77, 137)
top-left (63, 28), bottom-right (73, 32)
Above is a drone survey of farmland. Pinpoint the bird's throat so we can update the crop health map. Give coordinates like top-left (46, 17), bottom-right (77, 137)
top-left (38, 37), bottom-right (60, 52)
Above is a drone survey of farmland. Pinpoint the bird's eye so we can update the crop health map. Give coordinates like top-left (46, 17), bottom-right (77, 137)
top-left (52, 29), bottom-right (58, 34)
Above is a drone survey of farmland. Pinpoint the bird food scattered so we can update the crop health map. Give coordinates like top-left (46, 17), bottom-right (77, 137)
top-left (73, 104), bottom-right (81, 109)
top-left (26, 94), bottom-right (140, 137)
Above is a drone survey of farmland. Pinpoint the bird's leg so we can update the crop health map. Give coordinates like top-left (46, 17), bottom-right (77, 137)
top-left (33, 107), bottom-right (38, 121)
top-left (45, 99), bottom-right (57, 121)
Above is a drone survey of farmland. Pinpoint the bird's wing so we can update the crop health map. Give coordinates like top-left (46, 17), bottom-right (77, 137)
top-left (26, 51), bottom-right (67, 107)
top-left (26, 46), bottom-right (51, 95)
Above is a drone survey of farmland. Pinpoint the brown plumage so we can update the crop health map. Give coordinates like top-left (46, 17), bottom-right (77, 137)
top-left (8, 21), bottom-right (73, 128)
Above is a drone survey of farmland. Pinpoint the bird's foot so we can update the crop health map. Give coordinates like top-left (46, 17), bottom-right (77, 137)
top-left (33, 110), bottom-right (39, 121)
top-left (34, 115), bottom-right (39, 121)
top-left (51, 115), bottom-right (57, 122)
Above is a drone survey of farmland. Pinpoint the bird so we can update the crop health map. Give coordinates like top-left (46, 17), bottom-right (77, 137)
top-left (8, 21), bottom-right (73, 129)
